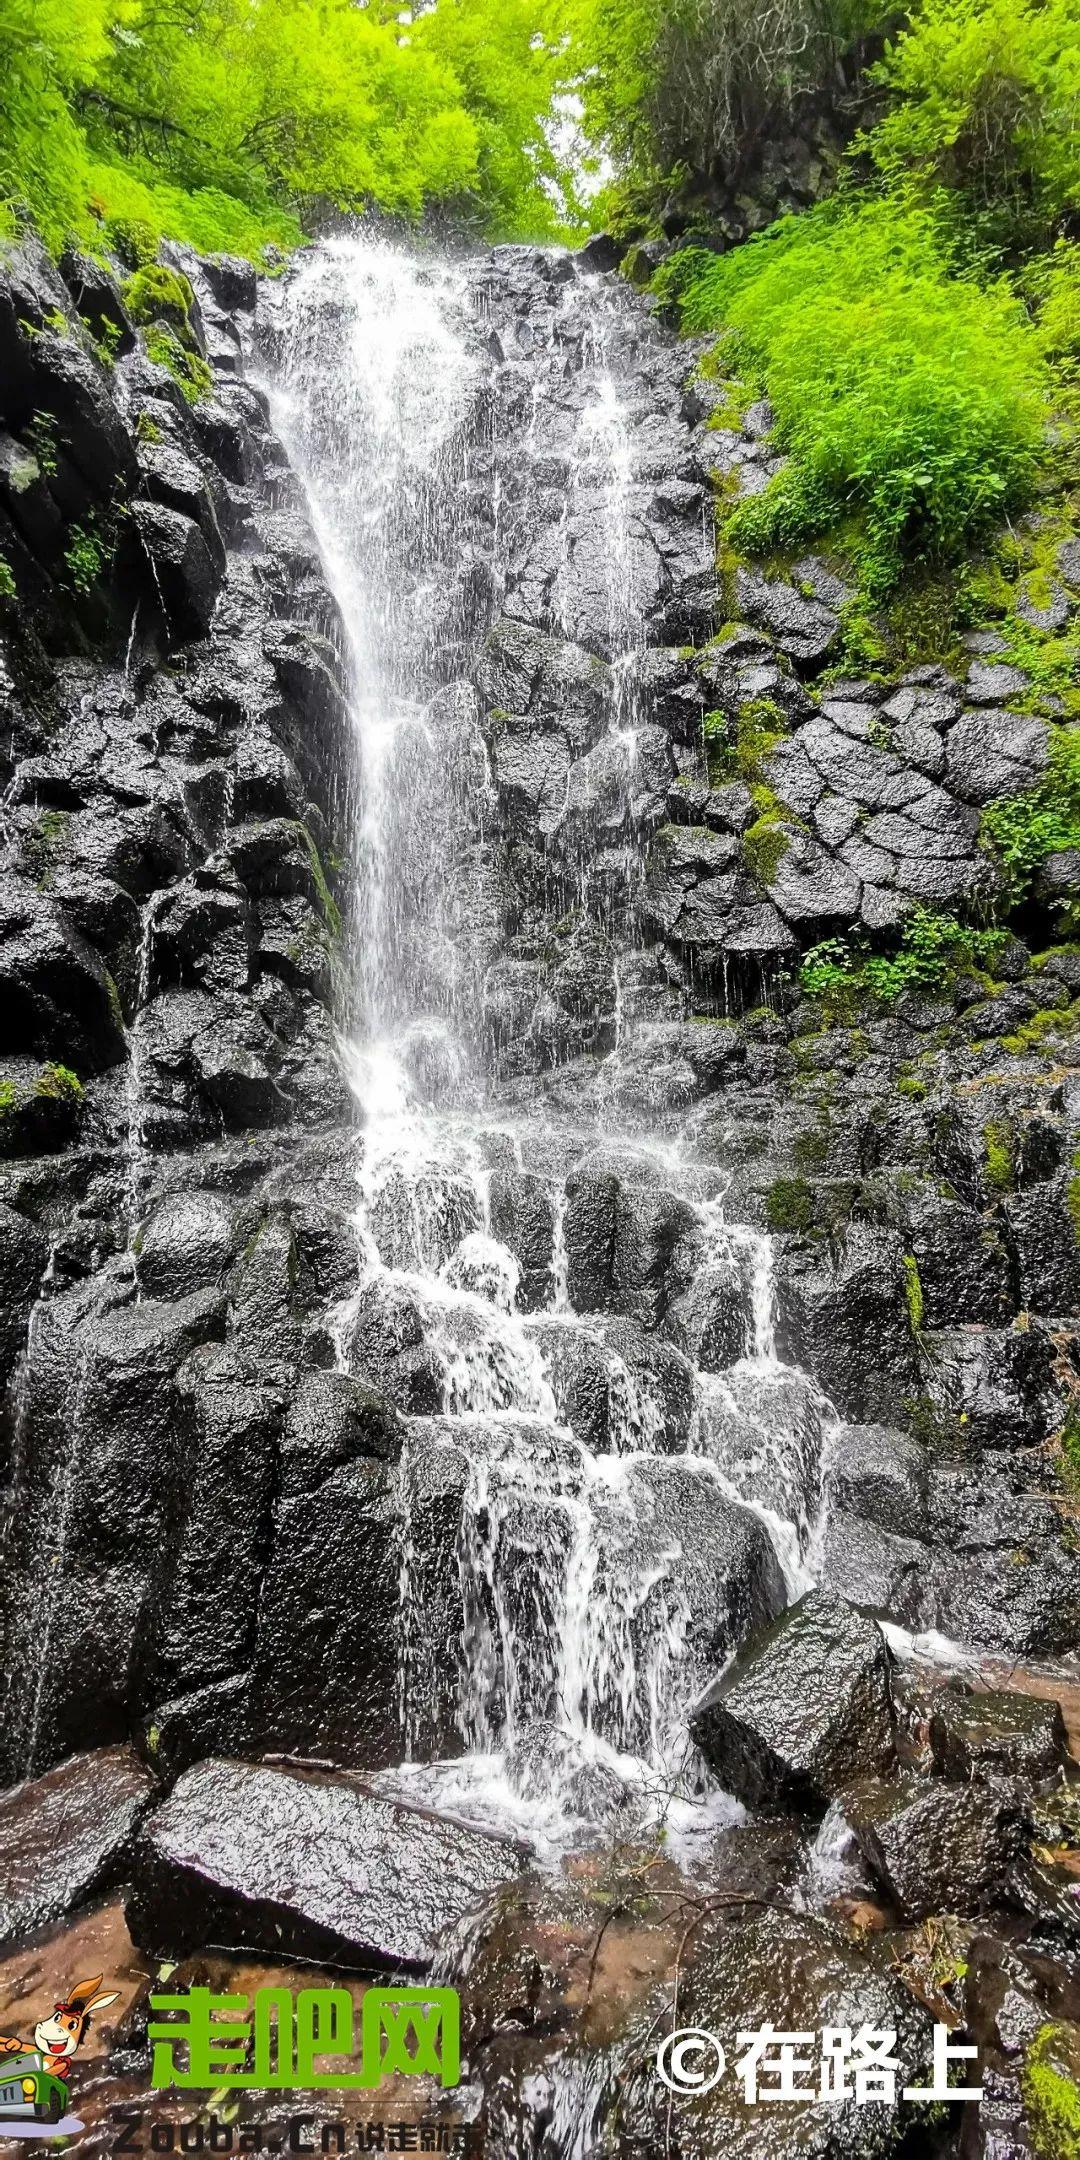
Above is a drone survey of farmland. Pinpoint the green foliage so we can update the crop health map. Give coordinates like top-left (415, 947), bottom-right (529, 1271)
top-left (704, 696), bottom-right (787, 783)
top-left (122, 262), bottom-right (194, 333)
top-left (0, 550), bottom-right (13, 599)
top-left (1021, 2022), bottom-right (1080, 2159)
top-left (902, 1252), bottom-right (925, 1334)
top-left (63, 517), bottom-right (107, 593)
top-left (801, 906), bottom-right (1008, 1004)
top-left (36, 1061), bottom-right (82, 1100)
top-left (0, 0), bottom-right (577, 266)
top-left (1060, 1407), bottom-right (1080, 1493)
top-left (0, 0), bottom-right (120, 249)
top-left (865, 0), bottom-right (1080, 251)
top-left (981, 728), bottom-right (1080, 905)
top-left (765, 1176), bottom-right (815, 1233)
top-left (25, 411), bottom-right (58, 476)
top-left (983, 1116), bottom-right (1016, 1188)
top-left (145, 326), bottom-right (212, 404)
top-left (655, 201), bottom-right (1045, 595)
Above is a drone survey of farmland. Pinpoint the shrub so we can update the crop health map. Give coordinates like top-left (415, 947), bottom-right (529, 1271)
top-left (981, 727), bottom-right (1080, 905)
top-left (866, 0), bottom-right (1080, 247)
top-left (63, 518), bottom-right (106, 593)
top-left (800, 906), bottom-right (1009, 1002)
top-left (655, 199), bottom-right (1046, 594)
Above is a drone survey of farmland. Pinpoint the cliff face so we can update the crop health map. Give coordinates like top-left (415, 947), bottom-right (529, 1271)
top-left (0, 226), bottom-right (1078, 2156)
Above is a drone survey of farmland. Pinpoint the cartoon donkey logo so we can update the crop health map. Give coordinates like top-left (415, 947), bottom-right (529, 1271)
top-left (0, 1973), bottom-right (119, 2098)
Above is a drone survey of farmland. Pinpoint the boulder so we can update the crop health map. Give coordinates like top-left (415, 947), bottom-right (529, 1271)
top-left (734, 568), bottom-right (839, 667)
top-left (0, 1746), bottom-right (155, 1947)
top-left (127, 1757), bottom-right (525, 1968)
top-left (692, 1589), bottom-right (895, 1813)
top-left (0, 1198), bottom-right (50, 1391)
top-left (946, 709), bottom-right (1048, 805)
top-left (59, 250), bottom-right (135, 353)
top-left (774, 1224), bottom-right (920, 1426)
top-left (625, 1904), bottom-right (933, 2160)
top-left (128, 499), bottom-right (223, 641)
top-left (846, 1772), bottom-right (1031, 1920)
top-left (927, 1684), bottom-right (1068, 1785)
top-left (136, 1191), bottom-right (241, 1300)
top-left (826, 1424), bottom-right (929, 1540)
top-left (0, 873), bottom-right (126, 1072)
top-left (27, 330), bottom-right (138, 498)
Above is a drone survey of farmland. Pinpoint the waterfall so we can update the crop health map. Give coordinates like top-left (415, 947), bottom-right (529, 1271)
top-left (259, 237), bottom-right (834, 1844)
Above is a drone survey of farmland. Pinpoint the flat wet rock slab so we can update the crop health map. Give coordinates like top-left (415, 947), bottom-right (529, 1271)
top-left (127, 1757), bottom-right (528, 1970)
top-left (0, 1747), bottom-right (155, 1949)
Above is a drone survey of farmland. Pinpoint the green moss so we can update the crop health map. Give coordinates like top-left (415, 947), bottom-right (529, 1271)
top-left (704, 696), bottom-right (788, 786)
top-left (1068, 1149), bottom-right (1080, 1245)
top-left (902, 1252), bottom-right (925, 1336)
top-left (144, 326), bottom-right (213, 406)
top-left (897, 1073), bottom-right (927, 1099)
top-left (1059, 1409), bottom-right (1080, 1497)
top-left (0, 1079), bottom-right (15, 1117)
top-left (983, 1117), bottom-right (1016, 1190)
top-left (123, 263), bottom-right (196, 336)
top-left (136, 412), bottom-right (163, 447)
top-left (0, 553), bottom-right (14, 601)
top-left (792, 1127), bottom-right (829, 1170)
top-left (1002, 1003), bottom-right (1080, 1056)
top-left (743, 810), bottom-right (790, 888)
top-left (36, 1062), bottom-right (83, 1102)
top-left (1022, 2022), bottom-right (1080, 2159)
top-left (765, 1176), bottom-right (814, 1233)
top-left (294, 823), bottom-right (342, 940)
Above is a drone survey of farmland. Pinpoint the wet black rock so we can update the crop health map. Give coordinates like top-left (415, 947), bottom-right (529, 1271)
top-left (826, 1424), bottom-right (929, 1540)
top-left (128, 499), bottom-right (224, 641)
top-left (0, 873), bottom-right (127, 1072)
top-left (127, 1757), bottom-right (526, 1968)
top-left (0, 1745), bottom-right (155, 1947)
top-left (625, 1904), bottom-right (933, 2160)
top-left (692, 1589), bottom-right (895, 1813)
top-left (774, 1226), bottom-right (919, 1426)
top-left (846, 1771), bottom-right (1031, 1920)
top-left (928, 1684), bottom-right (1069, 1785)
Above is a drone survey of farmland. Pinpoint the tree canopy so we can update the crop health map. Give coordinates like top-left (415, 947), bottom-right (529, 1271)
top-left (0, 0), bottom-right (577, 256)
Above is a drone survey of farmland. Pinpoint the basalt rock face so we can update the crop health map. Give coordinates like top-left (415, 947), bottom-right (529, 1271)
top-left (0, 228), bottom-right (1077, 1846)
top-left (0, 232), bottom-right (359, 1786)
top-left (0, 223), bottom-right (1078, 2160)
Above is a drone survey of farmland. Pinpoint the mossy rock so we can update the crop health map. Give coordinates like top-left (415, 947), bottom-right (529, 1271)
top-left (765, 1175), bottom-right (815, 1233)
top-left (0, 1059), bottom-right (84, 1158)
top-left (1022, 2020), bottom-right (1080, 2158)
top-left (123, 263), bottom-right (197, 342)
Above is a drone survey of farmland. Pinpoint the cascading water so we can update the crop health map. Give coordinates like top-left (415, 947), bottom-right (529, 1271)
top-left (260, 235), bottom-right (837, 1847)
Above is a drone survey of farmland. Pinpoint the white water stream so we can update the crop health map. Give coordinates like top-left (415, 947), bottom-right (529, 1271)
top-left (262, 237), bottom-right (837, 1850)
